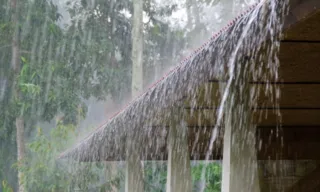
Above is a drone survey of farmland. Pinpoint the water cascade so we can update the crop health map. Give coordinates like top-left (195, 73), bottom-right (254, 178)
top-left (58, 0), bottom-right (290, 191)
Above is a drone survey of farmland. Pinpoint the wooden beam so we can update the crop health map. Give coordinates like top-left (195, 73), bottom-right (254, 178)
top-left (207, 42), bottom-right (320, 83)
top-left (284, 0), bottom-right (320, 29)
top-left (182, 109), bottom-right (320, 127)
top-left (278, 43), bottom-right (320, 82)
top-left (285, 165), bottom-right (320, 192)
top-left (186, 82), bottom-right (320, 109)
top-left (284, 1), bottom-right (320, 41)
top-left (75, 125), bottom-right (320, 162)
top-left (257, 126), bottom-right (320, 143)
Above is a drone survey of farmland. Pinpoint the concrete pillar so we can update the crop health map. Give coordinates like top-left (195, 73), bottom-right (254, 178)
top-left (105, 161), bottom-right (119, 192)
top-left (166, 121), bottom-right (192, 192)
top-left (221, 120), bottom-right (260, 192)
top-left (125, 136), bottom-right (144, 192)
top-left (221, 84), bottom-right (261, 191)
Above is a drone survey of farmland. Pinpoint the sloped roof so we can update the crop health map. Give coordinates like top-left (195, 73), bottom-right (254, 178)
top-left (59, 0), bottom-right (320, 162)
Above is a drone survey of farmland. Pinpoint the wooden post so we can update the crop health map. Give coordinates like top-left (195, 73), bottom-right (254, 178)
top-left (166, 119), bottom-right (192, 192)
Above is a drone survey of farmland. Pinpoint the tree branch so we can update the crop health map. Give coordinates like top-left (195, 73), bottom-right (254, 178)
top-left (0, 44), bottom-right (12, 49)
top-left (20, 50), bottom-right (32, 54)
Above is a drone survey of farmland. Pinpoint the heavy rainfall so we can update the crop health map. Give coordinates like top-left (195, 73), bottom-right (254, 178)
top-left (1, 0), bottom-right (315, 191)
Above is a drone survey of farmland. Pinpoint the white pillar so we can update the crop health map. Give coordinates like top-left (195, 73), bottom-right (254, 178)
top-left (166, 121), bottom-right (192, 192)
top-left (125, 136), bottom-right (144, 192)
top-left (221, 86), bottom-right (261, 192)
top-left (222, 121), bottom-right (260, 192)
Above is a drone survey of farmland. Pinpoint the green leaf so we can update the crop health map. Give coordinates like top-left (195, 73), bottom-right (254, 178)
top-left (152, 25), bottom-right (160, 35)
top-left (20, 63), bottom-right (29, 78)
top-left (2, 180), bottom-right (13, 192)
top-left (21, 56), bottom-right (27, 63)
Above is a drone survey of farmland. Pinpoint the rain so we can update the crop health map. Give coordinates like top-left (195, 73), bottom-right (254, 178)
top-left (2, 0), bottom-right (319, 191)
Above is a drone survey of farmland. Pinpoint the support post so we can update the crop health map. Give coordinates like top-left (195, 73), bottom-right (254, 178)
top-left (221, 62), bottom-right (261, 192)
top-left (221, 120), bottom-right (260, 192)
top-left (125, 135), bottom-right (144, 192)
top-left (166, 120), bottom-right (192, 192)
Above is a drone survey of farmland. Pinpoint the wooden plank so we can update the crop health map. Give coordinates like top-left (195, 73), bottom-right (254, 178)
top-left (184, 83), bottom-right (221, 109)
top-left (258, 126), bottom-right (320, 143)
top-left (285, 165), bottom-right (320, 192)
top-left (253, 142), bottom-right (320, 160)
top-left (257, 84), bottom-right (320, 108)
top-left (207, 42), bottom-right (320, 83)
top-left (186, 83), bottom-right (320, 109)
top-left (284, 0), bottom-right (320, 31)
top-left (117, 143), bottom-right (320, 161)
top-left (182, 109), bottom-right (320, 127)
top-left (278, 43), bottom-right (320, 82)
top-left (142, 127), bottom-right (320, 160)
top-left (188, 127), bottom-right (223, 160)
top-left (140, 126), bottom-right (222, 161)
top-left (284, 8), bottom-right (320, 41)
top-left (257, 126), bottom-right (320, 159)
top-left (257, 109), bottom-right (320, 126)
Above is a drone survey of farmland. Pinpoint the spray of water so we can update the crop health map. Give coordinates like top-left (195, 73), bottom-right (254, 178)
top-left (197, 0), bottom-right (288, 190)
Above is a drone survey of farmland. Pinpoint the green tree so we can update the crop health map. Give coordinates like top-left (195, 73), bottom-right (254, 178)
top-left (22, 122), bottom-right (110, 191)
top-left (0, 0), bottom-right (225, 191)
top-left (1, 180), bottom-right (13, 192)
top-left (192, 162), bottom-right (222, 192)
top-left (0, 0), bottom-right (119, 190)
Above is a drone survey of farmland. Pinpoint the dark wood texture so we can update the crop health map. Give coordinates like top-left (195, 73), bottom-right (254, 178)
top-left (278, 43), bottom-right (320, 82)
top-left (285, 165), bottom-right (320, 192)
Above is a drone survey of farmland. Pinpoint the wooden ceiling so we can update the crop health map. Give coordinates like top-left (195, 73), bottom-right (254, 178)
top-left (256, 3), bottom-right (320, 160)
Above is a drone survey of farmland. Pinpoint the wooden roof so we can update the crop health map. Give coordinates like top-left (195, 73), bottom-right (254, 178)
top-left (59, 0), bottom-right (320, 162)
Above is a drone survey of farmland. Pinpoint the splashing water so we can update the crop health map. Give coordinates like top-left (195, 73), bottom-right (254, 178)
top-left (197, 0), bottom-right (289, 191)
top-left (57, 0), bottom-right (288, 190)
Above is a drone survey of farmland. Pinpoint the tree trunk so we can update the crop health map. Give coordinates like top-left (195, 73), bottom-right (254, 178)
top-left (125, 0), bottom-right (145, 191)
top-left (131, 0), bottom-right (144, 97)
top-left (186, 0), bottom-right (192, 30)
top-left (11, 0), bottom-right (25, 191)
top-left (223, 0), bottom-right (235, 21)
top-left (185, 0), bottom-right (204, 48)
top-left (16, 118), bottom-right (25, 192)
top-left (106, 1), bottom-right (120, 190)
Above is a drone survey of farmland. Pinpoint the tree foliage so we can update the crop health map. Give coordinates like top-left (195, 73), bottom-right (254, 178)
top-left (0, 0), bottom-right (227, 190)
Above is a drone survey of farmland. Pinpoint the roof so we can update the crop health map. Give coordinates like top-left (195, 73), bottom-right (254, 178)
top-left (59, 0), bottom-right (320, 162)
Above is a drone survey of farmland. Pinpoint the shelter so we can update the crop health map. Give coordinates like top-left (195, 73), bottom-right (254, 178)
top-left (60, 0), bottom-right (320, 191)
